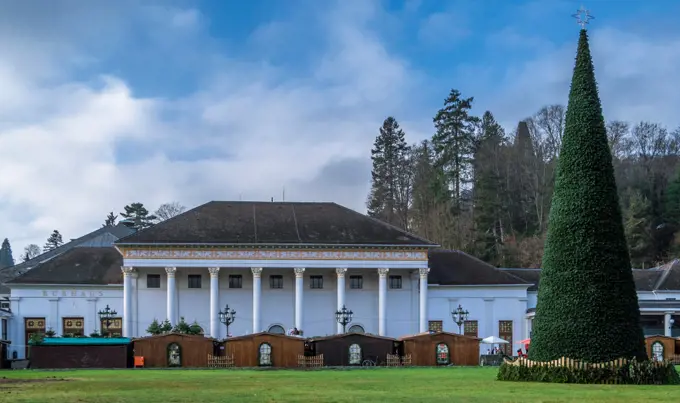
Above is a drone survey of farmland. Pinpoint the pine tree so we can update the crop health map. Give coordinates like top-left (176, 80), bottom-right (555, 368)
top-left (44, 230), bottom-right (64, 252)
top-left (103, 212), bottom-right (118, 227)
top-left (0, 238), bottom-right (15, 269)
top-left (367, 117), bottom-right (410, 228)
top-left (624, 189), bottom-right (654, 268)
top-left (431, 89), bottom-right (480, 211)
top-left (472, 112), bottom-right (507, 264)
top-left (120, 203), bottom-right (157, 230)
top-left (528, 30), bottom-right (646, 362)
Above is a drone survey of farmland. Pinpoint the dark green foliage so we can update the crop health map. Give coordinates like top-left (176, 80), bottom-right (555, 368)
top-left (528, 30), bottom-right (646, 362)
top-left (43, 230), bottom-right (64, 252)
top-left (171, 317), bottom-right (203, 335)
top-left (146, 319), bottom-right (163, 335)
top-left (665, 169), bottom-right (680, 226)
top-left (103, 212), bottom-right (118, 227)
top-left (0, 238), bottom-right (14, 268)
top-left (473, 112), bottom-right (508, 263)
top-left (623, 189), bottom-right (654, 267)
top-left (497, 359), bottom-right (679, 385)
top-left (367, 117), bottom-right (410, 229)
top-left (432, 89), bottom-right (480, 210)
top-left (120, 202), bottom-right (157, 229)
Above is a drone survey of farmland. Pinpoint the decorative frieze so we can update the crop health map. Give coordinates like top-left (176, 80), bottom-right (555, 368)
top-left (120, 248), bottom-right (428, 261)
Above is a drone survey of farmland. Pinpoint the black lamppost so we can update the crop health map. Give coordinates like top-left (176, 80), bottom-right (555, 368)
top-left (219, 304), bottom-right (236, 337)
top-left (335, 305), bottom-right (353, 333)
top-left (98, 304), bottom-right (117, 337)
top-left (451, 304), bottom-right (469, 334)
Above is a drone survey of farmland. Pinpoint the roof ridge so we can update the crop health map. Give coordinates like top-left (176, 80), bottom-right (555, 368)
top-left (115, 201), bottom-right (209, 244)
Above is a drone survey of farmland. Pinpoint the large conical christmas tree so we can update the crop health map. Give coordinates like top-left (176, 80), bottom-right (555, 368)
top-left (528, 29), bottom-right (647, 362)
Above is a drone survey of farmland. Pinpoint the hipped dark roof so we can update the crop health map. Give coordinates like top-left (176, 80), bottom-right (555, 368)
top-left (429, 250), bottom-right (529, 287)
top-left (309, 333), bottom-right (397, 342)
top-left (7, 247), bottom-right (123, 285)
top-left (499, 260), bottom-right (680, 292)
top-left (116, 201), bottom-right (437, 246)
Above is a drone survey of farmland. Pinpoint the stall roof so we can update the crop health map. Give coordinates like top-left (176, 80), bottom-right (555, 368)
top-left (30, 337), bottom-right (131, 346)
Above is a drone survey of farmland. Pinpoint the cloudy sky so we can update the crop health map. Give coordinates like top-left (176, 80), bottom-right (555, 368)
top-left (2, 0), bottom-right (680, 256)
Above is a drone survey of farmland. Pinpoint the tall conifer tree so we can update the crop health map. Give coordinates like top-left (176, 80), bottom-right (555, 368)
top-left (528, 29), bottom-right (646, 362)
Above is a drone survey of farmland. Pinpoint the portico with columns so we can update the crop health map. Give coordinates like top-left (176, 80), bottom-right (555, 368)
top-left (115, 200), bottom-right (438, 339)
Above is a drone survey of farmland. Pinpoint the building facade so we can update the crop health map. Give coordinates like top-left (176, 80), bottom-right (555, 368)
top-left (3, 201), bottom-right (679, 360)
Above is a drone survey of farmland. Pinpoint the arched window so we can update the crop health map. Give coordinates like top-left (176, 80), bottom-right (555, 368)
top-left (436, 343), bottom-right (450, 365)
top-left (268, 325), bottom-right (285, 334)
top-left (349, 343), bottom-right (362, 365)
top-left (258, 342), bottom-right (272, 366)
top-left (348, 325), bottom-right (365, 334)
top-left (167, 342), bottom-right (182, 367)
top-left (652, 341), bottom-right (664, 361)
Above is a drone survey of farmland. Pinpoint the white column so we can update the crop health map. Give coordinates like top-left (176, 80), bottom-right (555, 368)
top-left (419, 267), bottom-right (429, 333)
top-left (122, 266), bottom-right (135, 337)
top-left (252, 267), bottom-right (263, 333)
top-left (378, 268), bottom-right (389, 336)
top-left (48, 298), bottom-right (59, 334)
top-left (86, 298), bottom-right (98, 336)
top-left (336, 268), bottom-right (347, 334)
top-left (165, 267), bottom-right (177, 325)
top-left (294, 268), bottom-right (305, 331)
top-left (664, 312), bottom-right (673, 337)
top-left (209, 267), bottom-right (220, 338)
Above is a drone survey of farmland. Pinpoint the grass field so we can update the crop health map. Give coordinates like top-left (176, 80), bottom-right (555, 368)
top-left (1, 367), bottom-right (679, 403)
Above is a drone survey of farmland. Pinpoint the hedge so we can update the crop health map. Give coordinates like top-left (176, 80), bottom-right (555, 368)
top-left (497, 357), bottom-right (679, 385)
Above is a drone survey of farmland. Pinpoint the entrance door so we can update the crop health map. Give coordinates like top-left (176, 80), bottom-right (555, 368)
top-left (24, 318), bottom-right (46, 358)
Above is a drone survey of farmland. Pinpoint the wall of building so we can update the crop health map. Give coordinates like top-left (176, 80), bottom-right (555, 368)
top-left (8, 286), bottom-right (123, 359)
top-left (428, 285), bottom-right (531, 353)
top-left (135, 267), bottom-right (419, 340)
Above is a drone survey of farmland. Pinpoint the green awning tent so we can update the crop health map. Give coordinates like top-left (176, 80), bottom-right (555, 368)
top-left (29, 337), bottom-right (131, 346)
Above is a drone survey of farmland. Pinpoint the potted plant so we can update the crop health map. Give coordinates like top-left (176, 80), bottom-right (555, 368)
top-left (44, 328), bottom-right (56, 337)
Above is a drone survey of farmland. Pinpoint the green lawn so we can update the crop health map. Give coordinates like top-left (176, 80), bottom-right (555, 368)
top-left (0, 367), bottom-right (679, 403)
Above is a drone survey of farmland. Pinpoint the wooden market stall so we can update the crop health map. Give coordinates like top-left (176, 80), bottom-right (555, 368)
top-left (309, 333), bottom-right (401, 366)
top-left (224, 332), bottom-right (305, 368)
top-left (132, 333), bottom-right (218, 368)
top-left (645, 335), bottom-right (680, 361)
top-left (400, 331), bottom-right (479, 366)
top-left (29, 337), bottom-right (132, 368)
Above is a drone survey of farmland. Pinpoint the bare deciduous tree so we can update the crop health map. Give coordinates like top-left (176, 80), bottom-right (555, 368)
top-left (155, 202), bottom-right (187, 222)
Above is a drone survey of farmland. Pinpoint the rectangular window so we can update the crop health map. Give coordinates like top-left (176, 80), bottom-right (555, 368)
top-left (147, 274), bottom-right (161, 288)
top-left (188, 274), bottom-right (202, 289)
top-left (270, 275), bottom-right (283, 289)
top-left (428, 320), bottom-right (443, 333)
top-left (229, 275), bottom-right (243, 289)
top-left (1, 318), bottom-right (7, 340)
top-left (101, 317), bottom-right (122, 337)
top-left (62, 317), bottom-right (85, 337)
top-left (499, 320), bottom-right (513, 356)
top-left (389, 275), bottom-right (402, 289)
top-left (310, 275), bottom-right (323, 289)
top-left (464, 320), bottom-right (478, 337)
top-left (349, 275), bottom-right (363, 289)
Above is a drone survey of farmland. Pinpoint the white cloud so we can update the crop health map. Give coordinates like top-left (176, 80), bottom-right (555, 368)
top-left (0, 1), bottom-right (415, 255)
top-left (477, 26), bottom-right (680, 132)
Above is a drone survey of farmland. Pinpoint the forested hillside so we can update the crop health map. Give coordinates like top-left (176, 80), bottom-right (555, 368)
top-left (367, 90), bottom-right (680, 268)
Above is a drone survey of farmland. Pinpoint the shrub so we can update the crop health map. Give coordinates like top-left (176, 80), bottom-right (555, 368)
top-left (497, 357), bottom-right (680, 385)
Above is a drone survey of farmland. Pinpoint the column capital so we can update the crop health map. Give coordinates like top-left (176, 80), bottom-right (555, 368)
top-left (165, 267), bottom-right (177, 278)
top-left (121, 266), bottom-right (136, 276)
top-left (336, 268), bottom-right (347, 278)
top-left (377, 268), bottom-right (389, 278)
top-left (419, 267), bottom-right (430, 278)
top-left (294, 267), bottom-right (305, 278)
top-left (251, 267), bottom-right (263, 278)
top-left (208, 267), bottom-right (220, 277)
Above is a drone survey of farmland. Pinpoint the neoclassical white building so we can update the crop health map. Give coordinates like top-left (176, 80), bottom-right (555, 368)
top-left (2, 201), bottom-right (679, 360)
